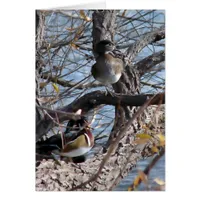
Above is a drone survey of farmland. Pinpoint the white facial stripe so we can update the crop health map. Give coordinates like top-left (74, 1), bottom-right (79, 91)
top-left (76, 109), bottom-right (82, 115)
top-left (84, 133), bottom-right (91, 147)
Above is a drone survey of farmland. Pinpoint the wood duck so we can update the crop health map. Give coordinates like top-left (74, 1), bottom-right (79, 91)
top-left (60, 115), bottom-right (94, 158)
top-left (36, 110), bottom-right (94, 163)
top-left (91, 40), bottom-right (124, 85)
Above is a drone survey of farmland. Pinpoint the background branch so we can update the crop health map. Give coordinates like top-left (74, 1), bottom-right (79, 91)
top-left (41, 74), bottom-right (103, 89)
top-left (126, 27), bottom-right (165, 63)
top-left (135, 50), bottom-right (165, 76)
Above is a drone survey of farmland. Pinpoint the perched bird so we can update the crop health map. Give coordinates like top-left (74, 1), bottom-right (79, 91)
top-left (91, 40), bottom-right (124, 85)
top-left (60, 115), bottom-right (94, 158)
top-left (36, 109), bottom-right (94, 163)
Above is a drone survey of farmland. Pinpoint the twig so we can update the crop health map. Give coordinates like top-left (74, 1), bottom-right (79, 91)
top-left (58, 75), bottom-right (91, 97)
top-left (141, 81), bottom-right (165, 90)
top-left (41, 73), bottom-right (104, 89)
top-left (55, 112), bottom-right (65, 149)
top-left (36, 105), bottom-right (82, 121)
top-left (94, 135), bottom-right (108, 141)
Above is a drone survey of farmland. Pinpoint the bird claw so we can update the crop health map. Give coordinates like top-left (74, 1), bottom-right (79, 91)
top-left (105, 87), bottom-right (115, 97)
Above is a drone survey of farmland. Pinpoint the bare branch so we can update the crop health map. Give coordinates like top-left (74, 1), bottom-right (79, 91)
top-left (141, 81), bottom-right (165, 89)
top-left (63, 91), bottom-right (165, 113)
top-left (41, 39), bottom-right (72, 50)
top-left (36, 105), bottom-right (82, 120)
top-left (126, 27), bottom-right (165, 62)
top-left (41, 74), bottom-right (103, 89)
top-left (134, 50), bottom-right (165, 76)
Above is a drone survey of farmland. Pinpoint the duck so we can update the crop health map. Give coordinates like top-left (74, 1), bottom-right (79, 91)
top-left (36, 109), bottom-right (94, 163)
top-left (60, 113), bottom-right (94, 158)
top-left (91, 40), bottom-right (124, 85)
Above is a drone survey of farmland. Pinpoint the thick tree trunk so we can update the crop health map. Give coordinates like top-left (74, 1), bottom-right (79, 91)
top-left (36, 11), bottom-right (46, 126)
top-left (92, 10), bottom-right (117, 49)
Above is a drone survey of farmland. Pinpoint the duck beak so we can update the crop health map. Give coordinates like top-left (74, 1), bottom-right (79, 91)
top-left (87, 124), bottom-right (92, 129)
top-left (83, 120), bottom-right (92, 129)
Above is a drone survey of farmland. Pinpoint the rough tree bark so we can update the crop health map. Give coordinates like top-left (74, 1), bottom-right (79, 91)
top-left (36, 10), bottom-right (165, 191)
top-left (36, 11), bottom-right (46, 129)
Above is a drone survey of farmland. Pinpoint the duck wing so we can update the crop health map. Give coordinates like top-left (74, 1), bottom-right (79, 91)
top-left (36, 134), bottom-right (62, 153)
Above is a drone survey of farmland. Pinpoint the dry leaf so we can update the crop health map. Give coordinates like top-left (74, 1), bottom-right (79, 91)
top-left (151, 146), bottom-right (159, 153)
top-left (136, 133), bottom-right (152, 139)
top-left (127, 186), bottom-right (132, 191)
top-left (133, 170), bottom-right (148, 189)
top-left (122, 10), bottom-right (127, 17)
top-left (80, 10), bottom-right (85, 18)
top-left (40, 82), bottom-right (48, 89)
top-left (66, 27), bottom-right (75, 32)
top-left (138, 170), bottom-right (148, 185)
top-left (156, 133), bottom-right (165, 146)
top-left (133, 175), bottom-right (141, 188)
top-left (133, 138), bottom-right (150, 145)
top-left (85, 16), bottom-right (91, 21)
top-left (52, 83), bottom-right (59, 93)
top-left (70, 42), bottom-right (79, 49)
top-left (74, 27), bottom-right (84, 41)
top-left (80, 10), bottom-right (91, 21)
top-left (142, 124), bottom-right (150, 129)
top-left (154, 178), bottom-right (165, 186)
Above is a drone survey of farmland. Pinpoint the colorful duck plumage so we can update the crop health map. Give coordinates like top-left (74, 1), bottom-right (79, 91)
top-left (36, 109), bottom-right (94, 163)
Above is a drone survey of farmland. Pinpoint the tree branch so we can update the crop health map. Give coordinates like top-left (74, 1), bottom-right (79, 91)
top-left (126, 27), bottom-right (165, 62)
top-left (36, 105), bottom-right (82, 121)
top-left (62, 91), bottom-right (165, 113)
top-left (41, 74), bottom-right (103, 89)
top-left (141, 81), bottom-right (165, 89)
top-left (135, 50), bottom-right (165, 76)
top-left (36, 91), bottom-right (165, 141)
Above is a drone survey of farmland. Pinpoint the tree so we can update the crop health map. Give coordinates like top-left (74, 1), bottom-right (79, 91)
top-left (36, 10), bottom-right (165, 191)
